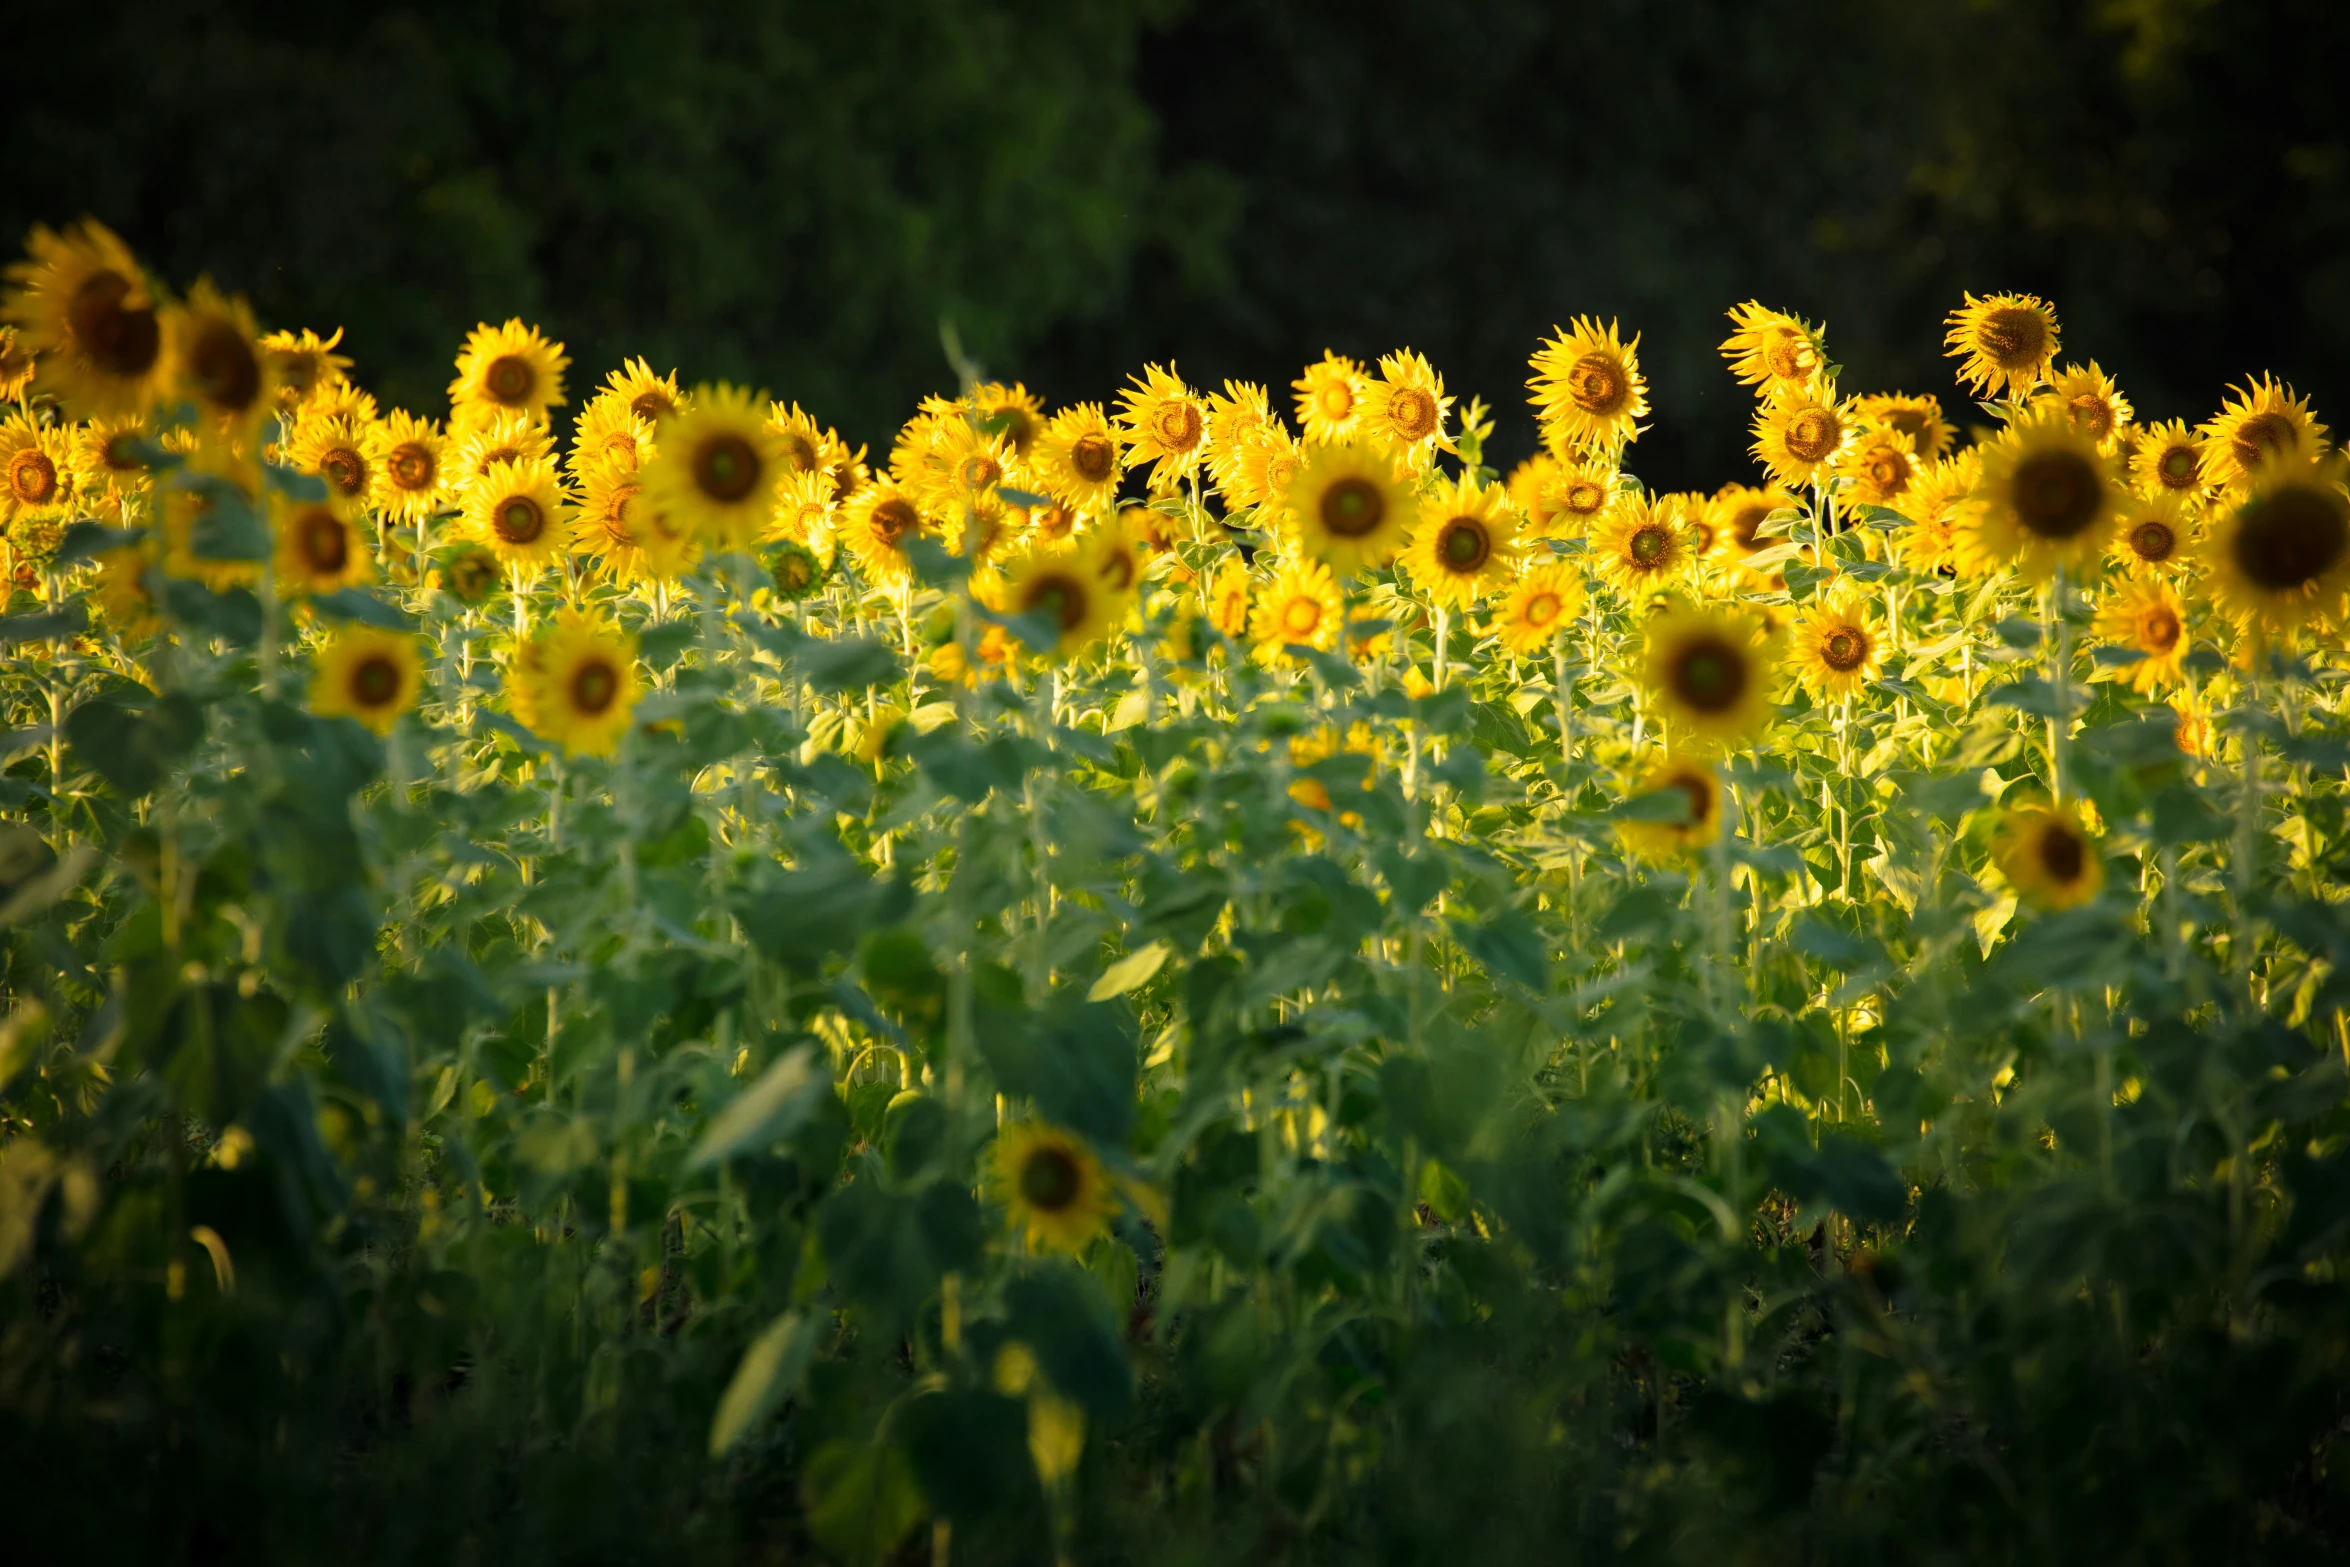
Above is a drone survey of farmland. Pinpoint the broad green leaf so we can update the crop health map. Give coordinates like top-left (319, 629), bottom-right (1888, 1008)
top-left (708, 1309), bottom-right (822, 1456)
top-left (1087, 940), bottom-right (1170, 1001)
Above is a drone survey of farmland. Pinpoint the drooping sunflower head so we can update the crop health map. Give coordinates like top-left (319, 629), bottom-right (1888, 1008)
top-left (2109, 489), bottom-right (2193, 575)
top-left (1490, 560), bottom-right (1585, 657)
top-left (287, 413), bottom-right (376, 506)
top-left (1529, 316), bottom-right (1648, 454)
top-left (508, 607), bottom-right (641, 758)
top-left (1281, 438), bottom-right (1416, 577)
top-left (2198, 447), bottom-right (2350, 635)
top-left (1852, 393), bottom-right (1953, 460)
top-left (434, 542), bottom-right (504, 606)
top-left (1617, 756), bottom-right (1723, 860)
top-left (1751, 388), bottom-right (1851, 488)
top-left (1943, 291), bottom-right (2060, 398)
top-left (1401, 473), bottom-right (1518, 610)
top-left (1835, 424), bottom-right (1919, 509)
top-left (762, 536), bottom-right (831, 603)
top-left (3, 219), bottom-right (170, 418)
top-left (2196, 374), bottom-right (2329, 496)
top-left (600, 357), bottom-right (684, 428)
top-left (990, 1121), bottom-right (1118, 1255)
top-left (1204, 379), bottom-right (1276, 500)
top-left (1292, 351), bottom-right (1369, 443)
top-left (2091, 575), bottom-right (2191, 695)
top-left (1594, 492), bottom-right (1691, 590)
top-left (0, 325), bottom-right (34, 402)
top-left (1641, 604), bottom-right (1777, 752)
top-left (310, 626), bottom-right (423, 736)
top-left (258, 326), bottom-right (351, 416)
top-left (994, 546), bottom-right (1125, 661)
top-left (2130, 418), bottom-right (2206, 499)
top-left (366, 411), bottom-right (447, 525)
top-left (462, 455), bottom-right (572, 575)
top-left (273, 490), bottom-right (371, 597)
top-left (448, 318), bottom-right (569, 428)
top-left (1035, 400), bottom-right (1125, 513)
top-left (640, 384), bottom-right (783, 553)
top-left (1115, 362), bottom-right (1212, 490)
top-left (1960, 410), bottom-right (2118, 581)
top-left (1366, 349), bottom-right (1453, 466)
top-left (1250, 554), bottom-right (1344, 661)
top-left (1993, 800), bottom-right (2105, 912)
top-left (1719, 302), bottom-right (1824, 395)
top-left (1791, 593), bottom-right (1882, 700)
top-left (839, 481), bottom-right (930, 589)
top-left (2038, 361), bottom-right (2133, 450)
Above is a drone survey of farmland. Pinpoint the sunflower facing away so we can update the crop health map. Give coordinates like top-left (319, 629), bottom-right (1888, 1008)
top-left (508, 607), bottom-right (641, 757)
top-left (2130, 418), bottom-right (2206, 499)
top-left (1401, 473), bottom-right (1518, 610)
top-left (2092, 576), bottom-right (2191, 695)
top-left (2039, 361), bottom-right (2132, 450)
top-left (1893, 453), bottom-right (1979, 576)
top-left (2196, 375), bottom-right (2329, 496)
top-left (3, 219), bottom-right (170, 418)
top-left (462, 457), bottom-right (572, 575)
top-left (1490, 560), bottom-right (1584, 657)
top-left (1641, 605), bottom-right (1776, 752)
top-left (568, 398), bottom-right (652, 480)
top-left (1994, 800), bottom-right (2105, 912)
top-left (1617, 756), bottom-right (1724, 860)
top-left (273, 492), bottom-right (370, 597)
top-left (1529, 317), bottom-right (1647, 454)
top-left (1959, 410), bottom-right (2118, 582)
top-left (1366, 350), bottom-right (1452, 468)
top-left (1593, 492), bottom-right (1691, 593)
top-left (1033, 401), bottom-right (1124, 514)
top-left (1719, 302), bottom-right (1824, 395)
top-left (600, 357), bottom-right (685, 426)
top-left (1282, 439), bottom-right (1417, 577)
top-left (449, 318), bottom-right (569, 428)
top-left (310, 626), bottom-right (423, 735)
top-left (1251, 555), bottom-right (1344, 661)
top-left (1791, 593), bottom-right (1882, 701)
top-left (1751, 388), bottom-right (1851, 489)
top-left (1116, 363), bottom-right (1212, 491)
top-left (1943, 291), bottom-right (2060, 399)
top-left (367, 411), bottom-right (448, 524)
top-left (641, 383), bottom-right (782, 553)
top-left (2198, 447), bottom-right (2350, 635)
top-left (991, 1121), bottom-right (1118, 1255)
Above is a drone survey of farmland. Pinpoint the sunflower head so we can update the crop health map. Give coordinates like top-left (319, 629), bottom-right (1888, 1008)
top-left (1961, 411), bottom-right (2118, 581)
top-left (641, 383), bottom-right (783, 553)
top-left (1852, 393), bottom-right (1953, 460)
top-left (4, 219), bottom-right (170, 418)
top-left (1250, 555), bottom-right (1344, 662)
top-left (840, 482), bottom-right (929, 589)
top-left (1293, 351), bottom-right (1369, 443)
top-left (449, 318), bottom-right (569, 427)
top-left (2038, 361), bottom-right (2132, 450)
top-left (435, 543), bottom-right (503, 606)
top-left (1367, 349), bottom-right (1453, 465)
top-left (600, 357), bottom-right (684, 427)
top-left (1791, 594), bottom-right (1882, 700)
top-left (310, 626), bottom-right (422, 735)
top-left (508, 607), bottom-right (640, 758)
top-left (258, 326), bottom-right (351, 416)
top-left (273, 490), bottom-right (371, 596)
top-left (1281, 439), bottom-right (1416, 577)
top-left (2130, 418), bottom-right (2206, 499)
top-left (0, 325), bottom-right (35, 402)
top-left (1037, 400), bottom-right (1124, 512)
top-left (1719, 302), bottom-right (1824, 394)
top-left (2196, 374), bottom-right (2329, 496)
top-left (1943, 291), bottom-right (2060, 397)
top-left (1594, 493), bottom-right (1690, 590)
top-left (1993, 800), bottom-right (2105, 912)
top-left (1402, 473), bottom-right (1517, 610)
top-left (1752, 389), bottom-right (1851, 488)
top-left (1116, 363), bottom-right (1211, 490)
top-left (1530, 317), bottom-right (1648, 454)
top-left (367, 411), bottom-right (447, 524)
top-left (2198, 447), bottom-right (2350, 634)
top-left (996, 546), bottom-right (1126, 661)
top-left (762, 537), bottom-right (830, 603)
top-left (463, 456), bottom-right (572, 575)
top-left (1490, 561), bottom-right (1584, 657)
top-left (1641, 604), bottom-right (1776, 752)
top-left (1617, 756), bottom-right (1723, 859)
top-left (1836, 425), bottom-right (1918, 509)
top-left (168, 280), bottom-right (275, 435)
top-left (991, 1121), bottom-right (1118, 1255)
top-left (2092, 576), bottom-right (2191, 695)
top-left (288, 414), bottom-right (375, 505)
top-left (2110, 490), bottom-right (2192, 575)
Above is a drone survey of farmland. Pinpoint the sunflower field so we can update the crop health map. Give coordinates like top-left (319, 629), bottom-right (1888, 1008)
top-left (5, 218), bottom-right (2350, 1564)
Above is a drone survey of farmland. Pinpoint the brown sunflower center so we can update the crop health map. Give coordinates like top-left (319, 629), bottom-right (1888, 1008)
top-left (388, 441), bottom-right (436, 492)
top-left (1036, 500), bottom-right (1078, 541)
top-left (1319, 476), bottom-right (1387, 538)
top-left (1762, 330), bottom-right (1812, 382)
top-left (1731, 502), bottom-right (1771, 549)
top-left (2138, 605), bottom-right (2182, 653)
top-left (2037, 822), bottom-right (2084, 883)
top-left (2156, 445), bottom-right (2200, 488)
top-left (189, 319), bottom-right (262, 416)
top-left (1564, 479), bottom-right (1607, 516)
top-left (1823, 627), bottom-right (1866, 671)
top-left (571, 658), bottom-right (620, 716)
top-left (273, 350), bottom-right (322, 397)
top-left (1070, 432), bottom-right (1115, 484)
top-left (318, 445), bottom-right (367, 498)
top-left (2064, 394), bottom-right (2114, 442)
top-left (694, 433), bottom-right (760, 503)
top-left (1152, 400), bottom-right (1204, 453)
top-left (2010, 449), bottom-right (2104, 540)
top-left (782, 434), bottom-right (818, 473)
top-left (1671, 774), bottom-right (1714, 828)
top-left (957, 452), bottom-right (1001, 493)
top-left (1784, 407), bottom-right (1842, 464)
top-left (1024, 572), bottom-right (1090, 632)
top-left (485, 354), bottom-right (535, 406)
top-left (1669, 634), bottom-right (1749, 713)
top-left (1317, 382), bottom-right (1354, 420)
top-left (1386, 386), bottom-right (1439, 442)
top-left (2232, 411), bottom-right (2299, 471)
top-left (495, 495), bottom-right (545, 545)
top-left (775, 551), bottom-right (816, 592)
top-left (1628, 524), bottom-right (1669, 566)
top-left (1019, 1146), bottom-right (1081, 1212)
top-left (296, 508), bottom-right (349, 574)
top-left (871, 496), bottom-right (920, 546)
top-left (349, 654), bottom-right (402, 709)
top-left (1438, 517), bottom-right (1490, 572)
top-left (630, 390), bottom-right (675, 423)
top-left (2231, 481), bottom-right (2350, 591)
top-left (70, 271), bottom-right (162, 378)
top-left (9, 450), bottom-right (58, 506)
top-left (2129, 519), bottom-right (2177, 563)
top-left (101, 432), bottom-right (143, 473)
top-left (1977, 306), bottom-right (2048, 370)
top-left (1567, 353), bottom-right (1629, 417)
top-left (1096, 543), bottom-right (1138, 591)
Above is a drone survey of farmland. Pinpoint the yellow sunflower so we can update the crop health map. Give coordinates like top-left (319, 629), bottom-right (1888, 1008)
top-left (286, 413), bottom-right (376, 507)
top-left (1719, 302), bottom-right (1824, 395)
top-left (1, 416), bottom-right (73, 525)
top-left (166, 279), bottom-right (275, 437)
top-left (967, 381), bottom-right (1045, 461)
top-left (1528, 456), bottom-right (1620, 541)
top-left (1709, 482), bottom-right (1798, 565)
top-left (1852, 393), bottom-right (1953, 460)
top-left (568, 398), bottom-right (651, 479)
top-left (839, 482), bottom-right (930, 588)
top-left (2092, 576), bottom-right (2191, 695)
top-left (1115, 362), bottom-right (1212, 491)
top-left (70, 415), bottom-right (153, 505)
top-left (1205, 380), bottom-right (1277, 502)
top-left (2198, 447), bottom-right (2350, 634)
top-left (2195, 374), bottom-right (2329, 496)
top-left (0, 325), bottom-right (35, 402)
top-left (2038, 361), bottom-right (2132, 450)
top-left (91, 547), bottom-right (162, 638)
top-left (1593, 492), bottom-right (1690, 593)
top-left (453, 411), bottom-right (555, 487)
top-left (1251, 555), bottom-right (1344, 660)
top-left (1293, 351), bottom-right (1369, 443)
top-left (258, 326), bottom-right (351, 416)
top-left (273, 491), bottom-right (370, 597)
top-left (1617, 756), bottom-right (1724, 860)
top-left (993, 547), bottom-right (1128, 661)
top-left (599, 357), bottom-right (684, 426)
top-left (1207, 559), bottom-right (1254, 641)
top-left (2, 219), bottom-right (171, 418)
top-left (366, 411), bottom-right (448, 524)
top-left (1529, 317), bottom-right (1647, 454)
top-left (310, 626), bottom-right (423, 735)
top-left (1943, 291), bottom-right (2060, 398)
top-left (2130, 418), bottom-right (2206, 499)
top-left (1790, 593), bottom-right (1882, 700)
top-left (1894, 453), bottom-right (1980, 576)
top-left (573, 466), bottom-right (656, 584)
top-left (1032, 401), bottom-right (1124, 514)
top-left (641, 384), bottom-right (783, 553)
top-left (1365, 349), bottom-right (1452, 469)
top-left (434, 543), bottom-right (504, 607)
top-left (924, 417), bottom-right (1018, 519)
top-left (990, 1122), bottom-right (1118, 1255)
top-left (509, 607), bottom-right (641, 757)
top-left (1401, 474), bottom-right (1518, 610)
top-left (305, 380), bottom-right (380, 427)
top-left (1834, 424), bottom-right (1918, 510)
top-left (1641, 605), bottom-right (1776, 752)
top-left (2109, 490), bottom-right (2193, 575)
top-left (1751, 387), bottom-right (1851, 489)
top-left (461, 456), bottom-right (571, 575)
top-left (1281, 439), bottom-right (1416, 576)
top-left (1958, 410), bottom-right (2118, 582)
top-left (448, 318), bottom-right (569, 428)
top-left (1225, 425), bottom-right (1305, 521)
top-left (767, 466), bottom-right (837, 550)
top-left (763, 400), bottom-right (847, 497)
top-left (1993, 800), bottom-right (2105, 912)
top-left (1489, 560), bottom-right (1584, 657)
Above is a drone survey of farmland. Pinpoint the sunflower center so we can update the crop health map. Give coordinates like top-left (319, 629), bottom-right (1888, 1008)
top-left (1784, 408), bottom-right (1842, 464)
top-left (1865, 448), bottom-right (1911, 494)
top-left (2010, 449), bottom-right (2103, 539)
top-left (1319, 476), bottom-right (1387, 538)
top-left (1977, 306), bottom-right (2048, 370)
top-left (1564, 479), bottom-right (1607, 516)
top-left (2156, 445), bottom-right (2199, 488)
top-left (1387, 386), bottom-right (1439, 442)
top-left (448, 551), bottom-right (499, 602)
top-left (1671, 776), bottom-right (1713, 827)
top-left (693, 434), bottom-right (760, 503)
top-left (958, 453), bottom-right (1001, 493)
top-left (2129, 519), bottom-right (2176, 562)
top-left (297, 509), bottom-right (349, 573)
top-left (630, 391), bottom-right (675, 423)
top-left (1439, 517), bottom-right (1490, 572)
top-left (1761, 330), bottom-right (1812, 382)
top-left (1525, 591), bottom-right (1561, 629)
top-left (571, 658), bottom-right (620, 716)
top-left (996, 408), bottom-right (1038, 456)
top-left (1097, 546), bottom-right (1137, 591)
top-left (189, 320), bottom-right (262, 416)
top-left (1019, 1146), bottom-right (1081, 1213)
top-left (1036, 500), bottom-right (1077, 541)
top-left (783, 434), bottom-right (818, 473)
top-left (9, 450), bottom-right (58, 506)
top-left (1282, 597), bottom-right (1323, 638)
top-left (2064, 394), bottom-right (2114, 442)
top-left (485, 354), bottom-right (536, 406)
top-left (2232, 411), bottom-right (2299, 471)
top-left (1070, 433), bottom-right (1115, 483)
top-left (349, 654), bottom-right (402, 709)
top-left (1025, 573), bottom-right (1089, 632)
top-left (1317, 382), bottom-right (1354, 420)
top-left (777, 552), bottom-right (816, 592)
top-left (274, 350), bottom-right (322, 397)
top-left (871, 497), bottom-right (919, 546)
top-left (1670, 635), bottom-right (1749, 713)
top-left (496, 495), bottom-right (545, 545)
top-left (70, 271), bottom-right (162, 378)
top-left (1152, 400), bottom-right (1204, 453)
top-left (1731, 503), bottom-right (1771, 549)
top-left (1628, 524), bottom-right (1668, 566)
top-left (1567, 353), bottom-right (1628, 417)
top-left (1823, 628), bottom-right (1866, 671)
top-left (2138, 606), bottom-right (2182, 653)
top-left (319, 445), bottom-right (367, 498)
top-left (388, 442), bottom-right (436, 491)
top-left (2232, 482), bottom-right (2350, 591)
top-left (600, 484), bottom-right (642, 547)
top-left (101, 432), bottom-right (142, 473)
top-left (2037, 823), bottom-right (2084, 883)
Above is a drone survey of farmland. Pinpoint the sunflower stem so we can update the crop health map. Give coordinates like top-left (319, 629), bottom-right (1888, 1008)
top-left (2045, 569), bottom-right (2071, 803)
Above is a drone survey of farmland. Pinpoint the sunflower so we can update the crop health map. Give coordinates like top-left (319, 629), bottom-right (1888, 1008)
top-left (994, 546), bottom-right (1127, 661)
top-left (91, 547), bottom-right (161, 638)
top-left (258, 326), bottom-right (351, 416)
top-left (70, 415), bottom-right (153, 505)
top-left (1529, 456), bottom-right (1620, 541)
top-left (575, 466), bottom-right (663, 584)
top-left (1790, 593), bottom-right (1882, 700)
top-left (1293, 351), bottom-right (1369, 443)
top-left (286, 413), bottom-right (376, 507)
top-left (2130, 418), bottom-right (2206, 499)
top-left (435, 543), bottom-right (504, 606)
top-left (1019, 401), bottom-right (1119, 518)
top-left (2, 220), bottom-right (170, 418)
top-left (1366, 350), bottom-right (1452, 469)
top-left (640, 384), bottom-right (782, 553)
top-left (1893, 453), bottom-right (1979, 575)
top-left (1207, 559), bottom-right (1254, 641)
top-left (273, 491), bottom-right (370, 596)
top-left (508, 608), bottom-right (640, 757)
top-left (453, 411), bottom-right (555, 487)
top-left (763, 537), bottom-right (830, 602)
top-left (366, 411), bottom-right (448, 524)
top-left (1993, 800), bottom-right (2105, 912)
top-left (155, 448), bottom-right (261, 589)
top-left (1852, 393), bottom-right (1953, 460)
top-left (924, 417), bottom-right (1017, 520)
top-left (1, 416), bottom-right (73, 525)
top-left (1398, 474), bottom-right (1517, 610)
top-left (1115, 363), bottom-right (1212, 491)
top-left (462, 456), bottom-right (571, 575)
top-left (950, 496), bottom-right (1022, 568)
top-left (2038, 361), bottom-right (2132, 450)
top-left (568, 398), bottom-right (651, 479)
top-left (448, 318), bottom-right (568, 428)
top-left (990, 1121), bottom-right (1117, 1255)
top-left (310, 625), bottom-right (423, 735)
top-left (1835, 424), bottom-right (1918, 510)
top-left (599, 357), bottom-right (684, 427)
top-left (1709, 482), bottom-right (1798, 563)
top-left (1593, 492), bottom-right (1690, 593)
top-left (1751, 388), bottom-right (1851, 489)
top-left (1224, 425), bottom-right (1305, 522)
top-left (968, 381), bottom-right (1046, 460)
top-left (768, 466), bottom-right (838, 551)
top-left (1958, 410), bottom-right (2118, 582)
top-left (763, 400), bottom-right (846, 497)
top-left (2092, 576), bottom-right (2191, 695)
top-left (161, 279), bottom-right (274, 438)
top-left (0, 325), bottom-right (34, 402)
top-left (1529, 317), bottom-right (1647, 454)
top-left (1489, 560), bottom-right (1584, 657)
top-left (1641, 605), bottom-right (1776, 752)
top-left (2198, 447), bottom-right (2350, 634)
top-left (1278, 439), bottom-right (1415, 577)
top-left (1205, 380), bottom-right (1277, 501)
top-left (1617, 757), bottom-right (1723, 860)
top-left (839, 482), bottom-right (930, 588)
top-left (1719, 302), bottom-right (1824, 395)
top-left (2109, 490), bottom-right (2193, 575)
top-left (1943, 291), bottom-right (2060, 399)
top-left (2196, 375), bottom-right (2329, 496)
top-left (1251, 555), bottom-right (1344, 660)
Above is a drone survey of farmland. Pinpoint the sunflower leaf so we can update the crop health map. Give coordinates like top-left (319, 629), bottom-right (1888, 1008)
top-left (309, 588), bottom-right (414, 631)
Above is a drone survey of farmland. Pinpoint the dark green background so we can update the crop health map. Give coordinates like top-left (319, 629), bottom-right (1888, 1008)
top-left (12, 0), bottom-right (2344, 488)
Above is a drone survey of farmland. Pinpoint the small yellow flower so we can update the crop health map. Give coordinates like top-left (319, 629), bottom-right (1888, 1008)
top-left (2110, 490), bottom-right (2193, 575)
top-left (448, 318), bottom-right (569, 428)
top-left (310, 626), bottom-right (423, 735)
top-left (2130, 418), bottom-right (2206, 500)
top-left (1033, 400), bottom-right (1124, 514)
top-left (1851, 393), bottom-right (1953, 460)
top-left (1364, 349), bottom-right (1452, 469)
top-left (1993, 800), bottom-right (2105, 911)
top-left (1834, 424), bottom-right (1918, 510)
top-left (461, 456), bottom-right (571, 576)
top-left (839, 481), bottom-right (929, 588)
top-left (1641, 605), bottom-right (1777, 752)
top-left (366, 411), bottom-right (448, 525)
top-left (2038, 361), bottom-right (2132, 450)
top-left (991, 1122), bottom-right (1118, 1255)
top-left (286, 413), bottom-right (376, 507)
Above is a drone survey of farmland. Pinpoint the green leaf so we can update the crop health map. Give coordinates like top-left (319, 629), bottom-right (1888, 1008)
top-left (708, 1309), bottom-right (822, 1457)
top-left (309, 587), bottom-right (415, 630)
top-left (65, 690), bottom-right (206, 796)
top-left (1005, 1260), bottom-right (1135, 1420)
top-left (688, 1044), bottom-right (829, 1168)
top-left (974, 988), bottom-right (1138, 1145)
top-left (638, 618), bottom-right (697, 671)
top-left (800, 1439), bottom-right (926, 1567)
top-left (1450, 908), bottom-right (1550, 992)
top-left (798, 635), bottom-right (903, 692)
top-left (1087, 940), bottom-right (1170, 1001)
top-left (0, 602), bottom-right (88, 646)
top-left (733, 859), bottom-right (914, 971)
top-left (53, 520), bottom-right (145, 566)
top-left (817, 1172), bottom-right (983, 1322)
